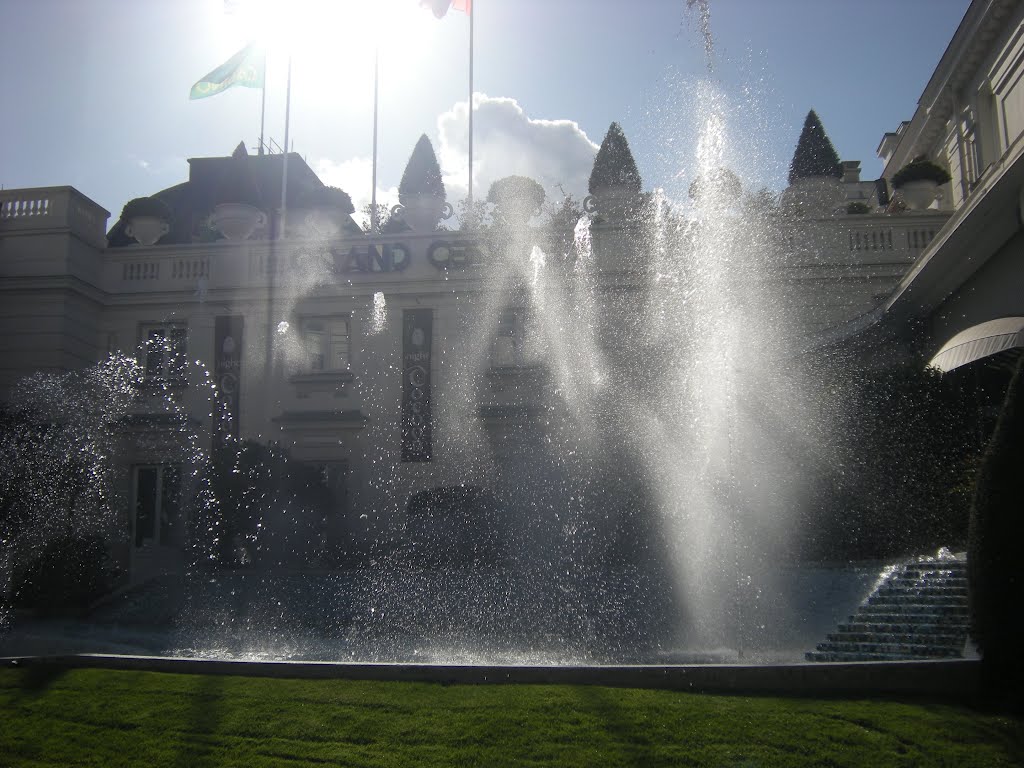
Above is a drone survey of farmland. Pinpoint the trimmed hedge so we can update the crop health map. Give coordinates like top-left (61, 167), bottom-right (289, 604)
top-left (588, 122), bottom-right (642, 193)
top-left (788, 110), bottom-right (842, 184)
top-left (12, 535), bottom-right (112, 617)
top-left (399, 134), bottom-right (446, 205)
top-left (121, 196), bottom-right (172, 222)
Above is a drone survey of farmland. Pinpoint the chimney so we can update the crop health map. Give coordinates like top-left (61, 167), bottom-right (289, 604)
top-left (841, 160), bottom-right (861, 184)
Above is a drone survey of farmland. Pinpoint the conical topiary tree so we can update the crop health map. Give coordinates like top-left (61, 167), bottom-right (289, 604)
top-left (788, 110), bottom-right (842, 184)
top-left (968, 353), bottom-right (1024, 699)
top-left (399, 134), bottom-right (446, 205)
top-left (588, 122), bottom-right (642, 194)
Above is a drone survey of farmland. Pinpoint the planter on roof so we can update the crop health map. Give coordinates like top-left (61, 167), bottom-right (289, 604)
top-left (586, 185), bottom-right (642, 221)
top-left (892, 158), bottom-right (951, 211)
top-left (301, 186), bottom-right (354, 238)
top-left (209, 203), bottom-right (266, 242)
top-left (488, 176), bottom-right (545, 228)
top-left (781, 175), bottom-right (845, 217)
top-left (121, 196), bottom-right (172, 246)
top-left (394, 194), bottom-right (451, 233)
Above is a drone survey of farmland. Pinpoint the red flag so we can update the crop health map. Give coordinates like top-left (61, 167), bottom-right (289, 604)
top-left (422, 0), bottom-right (470, 18)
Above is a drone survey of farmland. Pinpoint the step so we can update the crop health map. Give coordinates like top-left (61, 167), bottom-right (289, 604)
top-left (866, 594), bottom-right (966, 607)
top-left (827, 632), bottom-right (964, 646)
top-left (900, 568), bottom-right (966, 581)
top-left (889, 579), bottom-right (968, 591)
top-left (815, 642), bottom-right (962, 657)
top-left (857, 603), bottom-right (968, 616)
top-left (846, 614), bottom-right (968, 628)
top-left (805, 651), bottom-right (943, 663)
top-left (839, 622), bottom-right (968, 635)
top-left (876, 585), bottom-right (967, 598)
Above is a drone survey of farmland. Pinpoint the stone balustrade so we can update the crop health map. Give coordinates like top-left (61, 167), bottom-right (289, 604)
top-left (785, 212), bottom-right (951, 266)
top-left (0, 186), bottom-right (109, 248)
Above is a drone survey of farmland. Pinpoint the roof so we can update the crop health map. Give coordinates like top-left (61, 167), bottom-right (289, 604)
top-left (106, 148), bottom-right (362, 247)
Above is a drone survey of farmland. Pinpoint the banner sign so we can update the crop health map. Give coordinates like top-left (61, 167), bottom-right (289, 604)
top-left (401, 308), bottom-right (433, 462)
top-left (213, 315), bottom-right (243, 449)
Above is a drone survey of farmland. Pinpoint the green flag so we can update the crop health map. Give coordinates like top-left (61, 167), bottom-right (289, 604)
top-left (190, 43), bottom-right (264, 100)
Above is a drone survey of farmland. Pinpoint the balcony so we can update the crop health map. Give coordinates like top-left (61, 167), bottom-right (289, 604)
top-left (0, 186), bottom-right (109, 248)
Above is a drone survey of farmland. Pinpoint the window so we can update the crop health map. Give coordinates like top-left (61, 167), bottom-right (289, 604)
top-left (133, 464), bottom-right (181, 548)
top-left (141, 323), bottom-right (187, 382)
top-left (491, 308), bottom-right (526, 367)
top-left (302, 316), bottom-right (350, 372)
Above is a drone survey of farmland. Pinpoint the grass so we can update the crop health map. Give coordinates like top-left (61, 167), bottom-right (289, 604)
top-left (1, 667), bottom-right (1022, 767)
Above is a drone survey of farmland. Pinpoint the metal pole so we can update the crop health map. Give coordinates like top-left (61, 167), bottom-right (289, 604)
top-left (280, 54), bottom-right (292, 238)
top-left (258, 51), bottom-right (267, 155)
top-left (371, 46), bottom-right (380, 233)
top-left (467, 1), bottom-right (474, 208)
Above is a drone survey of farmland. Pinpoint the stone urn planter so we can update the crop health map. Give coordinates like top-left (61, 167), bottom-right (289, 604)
top-left (209, 203), bottom-right (266, 242)
top-left (897, 180), bottom-right (939, 211)
top-left (305, 207), bottom-right (344, 238)
top-left (586, 185), bottom-right (638, 220)
top-left (394, 195), bottom-right (451, 233)
top-left (781, 176), bottom-right (845, 217)
top-left (494, 201), bottom-right (536, 228)
top-left (125, 216), bottom-right (170, 246)
top-left (487, 175), bottom-right (546, 229)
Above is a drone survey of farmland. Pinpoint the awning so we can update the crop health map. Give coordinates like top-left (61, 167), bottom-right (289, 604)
top-left (929, 317), bottom-right (1024, 372)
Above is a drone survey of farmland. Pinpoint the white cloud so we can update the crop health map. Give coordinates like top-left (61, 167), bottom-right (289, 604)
top-left (436, 93), bottom-right (599, 206)
top-left (314, 156), bottom-right (399, 223)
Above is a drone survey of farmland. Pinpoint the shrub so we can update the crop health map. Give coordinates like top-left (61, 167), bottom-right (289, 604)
top-left (404, 486), bottom-right (506, 567)
top-left (399, 134), bottom-right (446, 205)
top-left (788, 110), bottom-right (842, 184)
top-left (487, 176), bottom-right (545, 224)
top-left (487, 175), bottom-right (546, 209)
top-left (589, 122), bottom-right (642, 194)
top-left (968, 354), bottom-right (1024, 697)
top-left (12, 535), bottom-right (113, 617)
top-left (892, 157), bottom-right (952, 188)
top-left (688, 168), bottom-right (742, 201)
top-left (121, 196), bottom-right (172, 222)
top-left (197, 441), bottom-right (335, 568)
top-left (299, 185), bottom-right (354, 215)
top-left (846, 201), bottom-right (872, 214)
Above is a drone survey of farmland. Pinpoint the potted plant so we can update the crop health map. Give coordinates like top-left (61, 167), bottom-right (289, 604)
top-left (892, 156), bottom-right (951, 210)
top-left (300, 185), bottom-right (355, 238)
top-left (209, 146), bottom-right (267, 241)
top-left (587, 122), bottom-right (643, 218)
top-left (121, 196), bottom-right (172, 246)
top-left (487, 175), bottom-right (546, 228)
top-left (395, 134), bottom-right (451, 232)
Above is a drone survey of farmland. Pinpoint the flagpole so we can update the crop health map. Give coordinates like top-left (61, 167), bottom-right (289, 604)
top-left (371, 46), bottom-right (380, 234)
top-left (467, 1), bottom-right (474, 208)
top-left (258, 52), bottom-right (267, 155)
top-left (279, 54), bottom-right (292, 238)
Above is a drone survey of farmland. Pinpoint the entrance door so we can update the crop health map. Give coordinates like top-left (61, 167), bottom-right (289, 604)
top-left (132, 464), bottom-right (183, 579)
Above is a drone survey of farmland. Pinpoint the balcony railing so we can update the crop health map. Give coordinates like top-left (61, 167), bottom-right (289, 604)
top-left (787, 211), bottom-right (951, 266)
top-left (0, 186), bottom-right (109, 248)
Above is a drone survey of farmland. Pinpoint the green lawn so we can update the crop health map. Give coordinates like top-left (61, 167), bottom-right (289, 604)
top-left (1, 667), bottom-right (1021, 767)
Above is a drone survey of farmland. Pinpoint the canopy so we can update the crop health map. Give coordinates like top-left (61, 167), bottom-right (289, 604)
top-left (929, 317), bottom-right (1024, 372)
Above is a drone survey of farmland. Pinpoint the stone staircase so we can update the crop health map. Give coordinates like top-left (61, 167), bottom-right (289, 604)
top-left (806, 551), bottom-right (970, 662)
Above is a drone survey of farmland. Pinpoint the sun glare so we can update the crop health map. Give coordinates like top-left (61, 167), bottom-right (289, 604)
top-left (229, 0), bottom-right (437, 69)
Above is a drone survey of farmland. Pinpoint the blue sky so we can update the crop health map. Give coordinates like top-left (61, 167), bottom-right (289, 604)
top-left (0, 0), bottom-right (970, 221)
